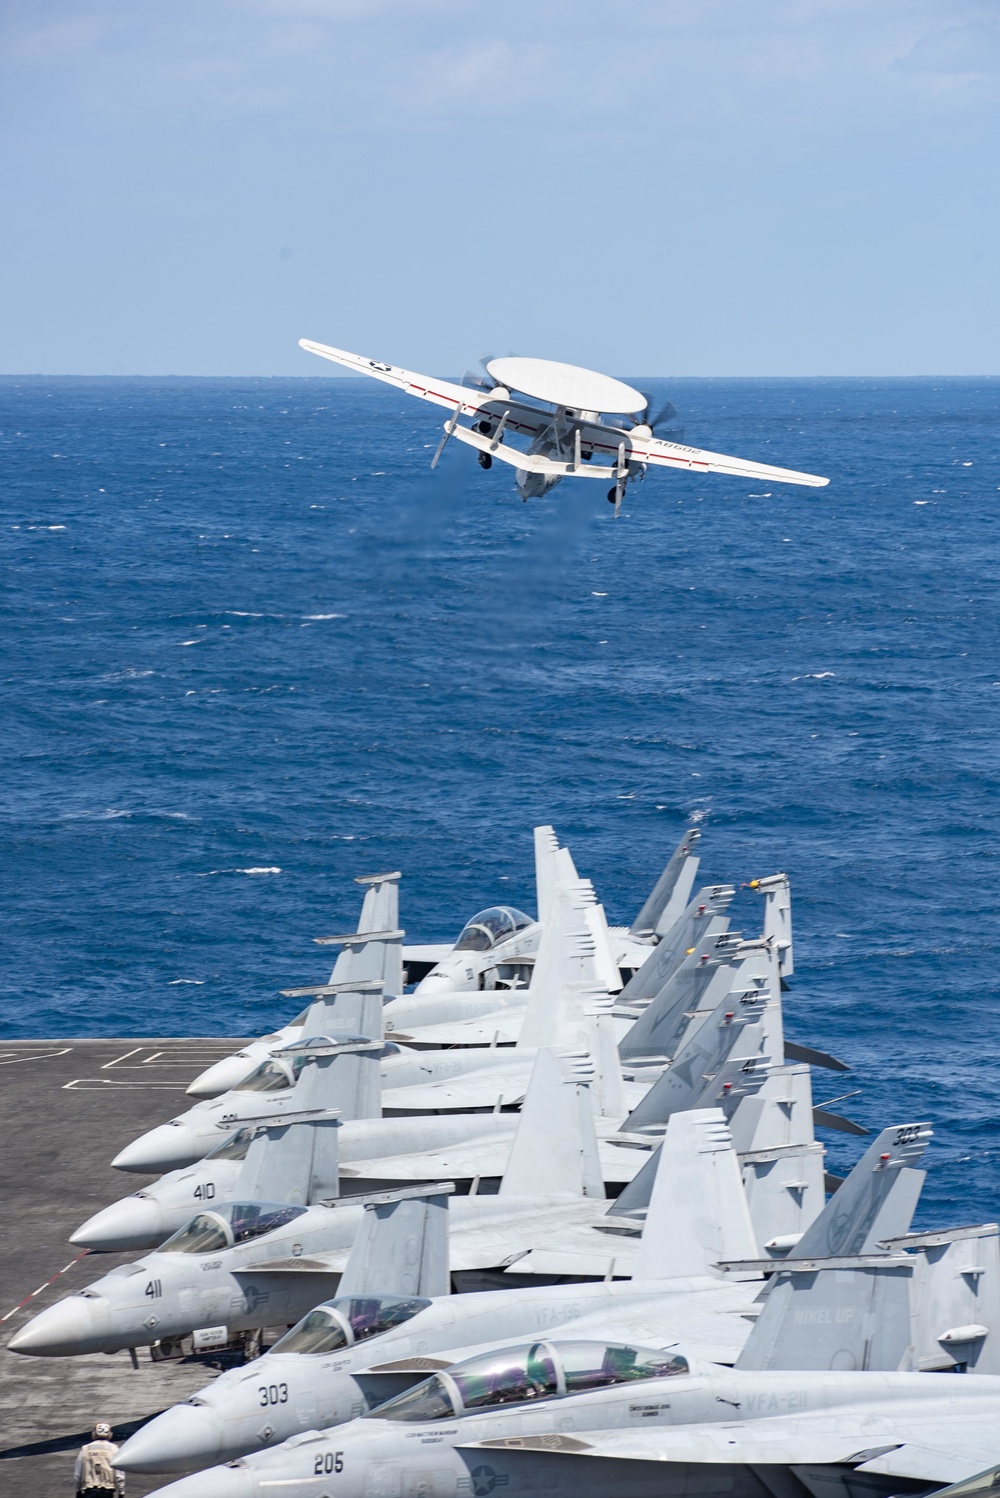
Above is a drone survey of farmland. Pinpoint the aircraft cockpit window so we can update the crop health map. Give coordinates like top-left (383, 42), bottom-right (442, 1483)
top-left (159, 1202), bottom-right (307, 1254)
top-left (373, 1342), bottom-right (558, 1422)
top-left (451, 1343), bottom-right (559, 1411)
top-left (367, 1374), bottom-right (458, 1423)
top-left (237, 1060), bottom-right (294, 1093)
top-left (270, 1306), bottom-right (352, 1355)
top-left (559, 1342), bottom-right (689, 1394)
top-left (454, 907), bottom-right (534, 953)
top-left (272, 1294), bottom-right (429, 1355)
top-left (207, 1128), bottom-right (253, 1162)
top-left (228, 1203), bottom-right (307, 1244)
top-left (371, 1340), bottom-right (688, 1422)
top-left (334, 1295), bottom-right (431, 1343)
top-left (158, 1212), bottom-right (232, 1254)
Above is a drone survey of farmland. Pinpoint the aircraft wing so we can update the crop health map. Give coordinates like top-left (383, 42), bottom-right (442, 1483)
top-left (382, 1065), bottom-right (531, 1113)
top-left (341, 1137), bottom-right (648, 1186)
top-left (634, 434), bottom-right (829, 488)
top-left (468, 1409), bottom-right (1000, 1482)
top-left (388, 1012), bottom-right (525, 1047)
top-left (300, 341), bottom-right (549, 439)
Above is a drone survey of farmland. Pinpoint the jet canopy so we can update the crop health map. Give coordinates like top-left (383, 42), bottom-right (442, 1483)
top-left (158, 1202), bottom-right (308, 1255)
top-left (370, 1340), bottom-right (690, 1422)
top-left (454, 907), bottom-right (533, 954)
top-left (270, 1295), bottom-right (432, 1355)
top-left (236, 1055), bottom-right (308, 1093)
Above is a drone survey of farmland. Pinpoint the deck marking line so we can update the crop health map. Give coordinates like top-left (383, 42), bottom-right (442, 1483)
top-left (1, 1251), bottom-right (90, 1323)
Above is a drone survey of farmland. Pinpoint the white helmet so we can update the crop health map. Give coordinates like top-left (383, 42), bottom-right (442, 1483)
top-left (93, 1422), bottom-right (113, 1440)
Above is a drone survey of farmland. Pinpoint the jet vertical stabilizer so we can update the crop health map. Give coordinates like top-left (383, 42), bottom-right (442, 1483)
top-left (792, 1122), bottom-right (932, 1259)
top-left (618, 931), bottom-right (742, 1063)
top-left (632, 1108), bottom-right (757, 1280)
top-left (337, 1183), bottom-right (455, 1299)
top-left (294, 971), bottom-right (387, 1046)
top-left (630, 828), bottom-right (701, 940)
top-left (735, 1253), bottom-right (915, 1372)
top-left (499, 1048), bottom-right (604, 1199)
top-left (751, 872), bottom-right (793, 977)
top-left (617, 885), bottom-right (734, 1008)
top-left (622, 988), bottom-right (769, 1134)
top-left (728, 1063), bottom-right (814, 1154)
top-left (236, 1110), bottom-right (342, 1205)
top-left (518, 880), bottom-right (599, 1049)
top-left (534, 826), bottom-right (573, 928)
top-left (883, 1223), bottom-right (1000, 1374)
top-left (281, 1012), bottom-right (386, 1121)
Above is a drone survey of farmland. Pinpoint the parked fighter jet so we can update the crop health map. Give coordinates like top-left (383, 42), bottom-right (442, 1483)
top-left (112, 1108), bottom-right (931, 1475)
top-left (299, 340), bottom-right (830, 511)
top-left (143, 1356), bottom-right (1000, 1498)
top-left (9, 1050), bottom-right (631, 1358)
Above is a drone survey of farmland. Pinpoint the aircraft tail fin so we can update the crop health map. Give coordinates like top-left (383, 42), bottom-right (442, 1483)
top-left (321, 871), bottom-right (402, 992)
top-left (499, 1048), bottom-right (604, 1199)
top-left (884, 1223), bottom-right (1000, 1374)
top-left (618, 932), bottom-right (742, 1064)
top-left (632, 1109), bottom-right (757, 1280)
top-left (741, 1141), bottom-right (826, 1254)
top-left (728, 1063), bottom-right (814, 1154)
top-left (793, 1123), bottom-right (933, 1259)
top-left (534, 826), bottom-right (573, 927)
top-left (519, 880), bottom-right (599, 1049)
top-left (624, 988), bottom-right (768, 1133)
top-left (630, 829), bottom-right (701, 939)
top-left (236, 1110), bottom-right (342, 1205)
top-left (619, 885), bottom-right (734, 1006)
top-left (337, 1183), bottom-right (455, 1299)
top-left (283, 1019), bottom-right (385, 1120)
top-left (300, 974), bottom-right (386, 1043)
top-left (736, 1254), bottom-right (915, 1371)
top-left (749, 872), bottom-right (793, 977)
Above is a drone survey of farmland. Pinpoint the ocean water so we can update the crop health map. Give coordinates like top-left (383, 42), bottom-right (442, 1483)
top-left (2, 372), bottom-right (999, 1228)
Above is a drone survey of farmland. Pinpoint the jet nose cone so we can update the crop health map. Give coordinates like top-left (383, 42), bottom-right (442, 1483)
top-left (113, 1123), bottom-right (200, 1173)
top-left (143, 1464), bottom-right (255, 1498)
top-left (186, 1055), bottom-right (257, 1099)
top-left (8, 1294), bottom-right (108, 1356)
top-left (71, 1194), bottom-right (166, 1253)
top-left (117, 1403), bottom-right (226, 1474)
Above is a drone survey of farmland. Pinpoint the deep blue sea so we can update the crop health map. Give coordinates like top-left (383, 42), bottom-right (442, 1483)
top-left (2, 373), bottom-right (999, 1227)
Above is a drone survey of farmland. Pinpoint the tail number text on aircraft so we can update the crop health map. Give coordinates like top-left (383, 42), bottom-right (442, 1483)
top-left (259, 1383), bottom-right (289, 1407)
top-left (193, 1183), bottom-right (215, 1201)
top-left (314, 1452), bottom-right (344, 1475)
top-left (145, 1280), bottom-right (162, 1299)
top-left (893, 1125), bottom-right (922, 1146)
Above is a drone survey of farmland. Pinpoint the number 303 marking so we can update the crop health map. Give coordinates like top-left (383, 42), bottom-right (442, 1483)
top-left (314, 1451), bottom-right (344, 1474)
top-left (259, 1383), bottom-right (288, 1406)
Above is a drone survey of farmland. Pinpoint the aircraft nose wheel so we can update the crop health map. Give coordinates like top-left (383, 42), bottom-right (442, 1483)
top-left (478, 452), bottom-right (493, 470)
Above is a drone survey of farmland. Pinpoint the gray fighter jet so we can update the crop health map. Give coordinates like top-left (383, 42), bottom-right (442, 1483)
top-left (8, 1049), bottom-right (636, 1358)
top-left (110, 1101), bottom-right (930, 1476)
top-left (134, 1348), bottom-right (1000, 1498)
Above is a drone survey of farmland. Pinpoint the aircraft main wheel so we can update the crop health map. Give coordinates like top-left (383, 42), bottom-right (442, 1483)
top-left (476, 421), bottom-right (492, 435)
top-left (607, 487), bottom-right (619, 504)
top-left (478, 452), bottom-right (492, 470)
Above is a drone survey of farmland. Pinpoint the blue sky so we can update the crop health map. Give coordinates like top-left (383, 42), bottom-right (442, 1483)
top-left (1, 0), bottom-right (998, 375)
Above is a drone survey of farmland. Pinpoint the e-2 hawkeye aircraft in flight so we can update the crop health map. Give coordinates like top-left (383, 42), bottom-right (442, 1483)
top-left (299, 341), bottom-right (830, 512)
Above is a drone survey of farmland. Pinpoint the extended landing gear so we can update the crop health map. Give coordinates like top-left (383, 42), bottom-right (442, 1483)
top-left (478, 452), bottom-right (492, 470)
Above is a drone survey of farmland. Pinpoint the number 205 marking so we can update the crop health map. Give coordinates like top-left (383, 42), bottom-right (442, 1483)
top-left (314, 1452), bottom-right (344, 1474)
top-left (259, 1383), bottom-right (288, 1406)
